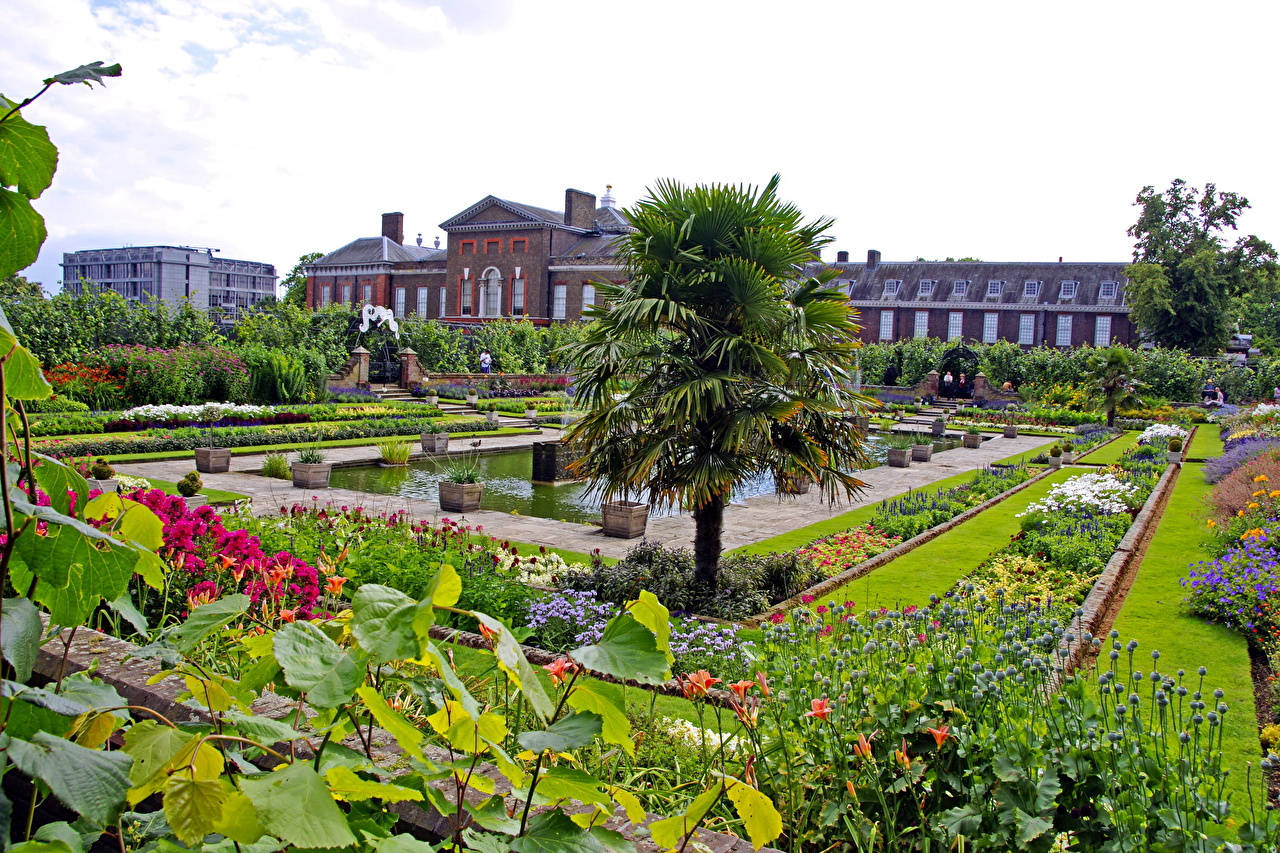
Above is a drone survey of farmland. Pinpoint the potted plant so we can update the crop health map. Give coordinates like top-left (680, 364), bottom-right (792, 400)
top-left (601, 497), bottom-right (649, 538)
top-left (1061, 441), bottom-right (1076, 463)
top-left (911, 437), bottom-right (933, 462)
top-left (194, 403), bottom-right (232, 473)
top-left (930, 416), bottom-right (947, 437)
top-left (481, 402), bottom-right (500, 427)
top-left (87, 457), bottom-right (118, 493)
top-left (420, 422), bottom-right (450, 453)
top-left (962, 426), bottom-right (983, 449)
top-left (425, 389), bottom-right (439, 407)
top-left (176, 470), bottom-right (207, 508)
top-left (776, 467), bottom-right (812, 495)
top-left (524, 401), bottom-right (540, 420)
top-left (465, 387), bottom-right (479, 406)
top-left (1002, 416), bottom-right (1019, 439)
top-left (1048, 445), bottom-right (1063, 468)
top-left (291, 446), bottom-right (332, 489)
top-left (438, 456), bottom-right (483, 512)
top-left (1167, 436), bottom-right (1183, 465)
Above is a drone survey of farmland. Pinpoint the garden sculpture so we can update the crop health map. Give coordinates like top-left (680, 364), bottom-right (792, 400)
top-left (358, 303), bottom-right (400, 339)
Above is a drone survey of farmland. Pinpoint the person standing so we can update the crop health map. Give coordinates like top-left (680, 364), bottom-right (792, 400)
top-left (479, 349), bottom-right (492, 375)
top-left (958, 372), bottom-right (969, 399)
top-left (942, 370), bottom-right (954, 399)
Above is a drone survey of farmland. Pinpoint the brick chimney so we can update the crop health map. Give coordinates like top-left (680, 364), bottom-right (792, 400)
top-left (837, 250), bottom-right (849, 263)
top-left (564, 189), bottom-right (596, 230)
top-left (382, 212), bottom-right (404, 245)
top-left (866, 249), bottom-right (881, 269)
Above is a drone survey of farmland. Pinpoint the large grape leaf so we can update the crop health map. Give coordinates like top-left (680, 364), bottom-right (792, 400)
top-left (6, 732), bottom-right (132, 825)
top-left (31, 453), bottom-right (88, 518)
top-left (507, 810), bottom-right (599, 853)
top-left (648, 785), bottom-right (721, 850)
top-left (43, 62), bottom-right (123, 88)
top-left (166, 594), bottom-right (249, 653)
top-left (355, 686), bottom-right (422, 754)
top-left (567, 681), bottom-right (633, 756)
top-left (239, 763), bottom-right (356, 849)
top-left (0, 188), bottom-right (44, 281)
top-left (0, 326), bottom-right (51, 400)
top-left (163, 771), bottom-right (226, 845)
top-left (0, 98), bottom-right (56, 198)
top-left (272, 621), bottom-right (364, 708)
top-left (0, 596), bottom-right (40, 681)
top-left (517, 710), bottom-right (602, 754)
top-left (726, 779), bottom-right (783, 850)
top-left (570, 612), bottom-right (670, 685)
top-left (471, 611), bottom-right (555, 722)
top-left (349, 584), bottom-right (431, 663)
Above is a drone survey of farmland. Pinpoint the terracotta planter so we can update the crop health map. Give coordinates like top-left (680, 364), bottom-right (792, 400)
top-left (291, 462), bottom-right (333, 489)
top-left (601, 500), bottom-right (648, 538)
top-left (777, 472), bottom-right (812, 495)
top-left (1002, 426), bottom-right (1019, 438)
top-left (439, 480), bottom-right (483, 512)
top-left (87, 478), bottom-right (118, 493)
top-left (962, 433), bottom-right (983, 449)
top-left (180, 494), bottom-right (208, 508)
top-left (911, 443), bottom-right (933, 462)
top-left (887, 448), bottom-right (911, 468)
top-left (195, 447), bottom-right (231, 473)
top-left (420, 432), bottom-right (450, 453)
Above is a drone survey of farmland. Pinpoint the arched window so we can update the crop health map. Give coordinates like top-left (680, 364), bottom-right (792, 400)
top-left (480, 267), bottom-right (502, 318)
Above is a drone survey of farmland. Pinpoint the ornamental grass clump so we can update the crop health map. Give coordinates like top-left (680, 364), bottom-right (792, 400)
top-left (260, 452), bottom-right (290, 479)
top-left (376, 437), bottom-right (411, 465)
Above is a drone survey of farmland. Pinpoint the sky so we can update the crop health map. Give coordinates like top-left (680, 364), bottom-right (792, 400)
top-left (6, 0), bottom-right (1280, 293)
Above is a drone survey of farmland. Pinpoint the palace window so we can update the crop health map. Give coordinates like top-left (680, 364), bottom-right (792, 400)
top-left (394, 288), bottom-right (406, 317)
top-left (918, 279), bottom-right (934, 296)
top-left (879, 310), bottom-right (894, 341)
top-left (982, 312), bottom-right (998, 343)
top-left (362, 283), bottom-right (372, 303)
top-left (913, 310), bottom-right (929, 339)
top-left (948, 312), bottom-right (963, 340)
top-left (582, 283), bottom-right (596, 312)
top-left (1099, 280), bottom-right (1118, 299)
top-left (511, 279), bottom-right (525, 315)
top-left (341, 284), bottom-right (352, 304)
top-left (460, 278), bottom-right (472, 315)
top-left (1018, 314), bottom-right (1035, 345)
top-left (952, 280), bottom-right (968, 297)
top-left (1056, 314), bottom-right (1073, 346)
top-left (439, 287), bottom-right (447, 317)
top-left (1095, 315), bottom-right (1112, 346)
top-left (552, 284), bottom-right (567, 319)
top-left (883, 279), bottom-right (900, 296)
top-left (1023, 280), bottom-right (1041, 298)
top-left (1060, 280), bottom-right (1078, 299)
top-left (416, 288), bottom-right (428, 317)
top-left (987, 280), bottom-right (1003, 297)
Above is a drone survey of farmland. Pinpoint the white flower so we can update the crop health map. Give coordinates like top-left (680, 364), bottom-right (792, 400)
top-left (489, 549), bottom-right (585, 586)
top-left (1017, 472), bottom-right (1136, 517)
top-left (659, 716), bottom-right (743, 756)
top-left (1136, 423), bottom-right (1188, 444)
top-left (122, 402), bottom-right (268, 422)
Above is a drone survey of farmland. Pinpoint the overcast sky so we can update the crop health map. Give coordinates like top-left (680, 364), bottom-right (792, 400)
top-left (7, 0), bottom-right (1279, 292)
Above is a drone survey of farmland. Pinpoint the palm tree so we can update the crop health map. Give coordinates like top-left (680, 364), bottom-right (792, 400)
top-left (560, 176), bottom-right (875, 590)
top-left (1087, 346), bottom-right (1144, 427)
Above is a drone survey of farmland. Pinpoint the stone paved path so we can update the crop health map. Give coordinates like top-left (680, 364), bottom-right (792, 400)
top-left (116, 429), bottom-right (1054, 559)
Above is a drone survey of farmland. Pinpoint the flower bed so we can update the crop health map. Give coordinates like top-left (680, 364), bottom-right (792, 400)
top-left (796, 524), bottom-right (901, 578)
top-left (872, 464), bottom-right (1032, 540)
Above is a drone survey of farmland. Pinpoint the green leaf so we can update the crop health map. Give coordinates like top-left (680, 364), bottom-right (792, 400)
top-left (627, 590), bottom-right (672, 665)
top-left (649, 785), bottom-right (721, 849)
top-left (508, 810), bottom-right (599, 853)
top-left (471, 611), bottom-right (555, 722)
top-left (567, 682), bottom-right (633, 756)
top-left (0, 596), bottom-right (41, 681)
top-left (355, 686), bottom-right (422, 754)
top-left (588, 828), bottom-right (632, 853)
top-left (6, 731), bottom-right (132, 825)
top-left (464, 796), bottom-right (522, 835)
top-left (1034, 769), bottom-right (1061, 812)
top-left (31, 821), bottom-right (85, 853)
top-left (224, 710), bottom-right (300, 747)
top-left (43, 62), bottom-right (123, 88)
top-left (272, 621), bottom-right (364, 708)
top-left (31, 452), bottom-right (88, 518)
top-left (349, 584), bottom-right (430, 663)
top-left (323, 766), bottom-right (422, 803)
top-left (372, 834), bottom-right (438, 852)
top-left (210, 788), bottom-right (265, 844)
top-left (239, 763), bottom-right (357, 849)
top-left (163, 771), bottom-right (226, 845)
top-left (1015, 809), bottom-right (1053, 845)
top-left (0, 332), bottom-right (52, 400)
top-left (423, 640), bottom-right (482, 721)
top-left (0, 98), bottom-right (56, 198)
top-left (117, 501), bottom-right (164, 551)
top-left (726, 780), bottom-right (783, 850)
top-left (124, 720), bottom-right (197, 803)
top-left (167, 594), bottom-right (249, 653)
top-left (7, 843), bottom-right (75, 853)
top-left (518, 711), bottom-right (602, 754)
top-left (528, 766), bottom-right (610, 807)
top-left (0, 188), bottom-right (44, 279)
top-left (106, 594), bottom-right (149, 637)
top-left (570, 612), bottom-right (670, 686)
top-left (426, 562), bottom-right (461, 608)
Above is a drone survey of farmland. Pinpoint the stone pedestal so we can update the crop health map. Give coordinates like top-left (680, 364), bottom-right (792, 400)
top-left (919, 370), bottom-right (940, 398)
top-left (398, 348), bottom-right (423, 389)
top-left (532, 441), bottom-right (583, 484)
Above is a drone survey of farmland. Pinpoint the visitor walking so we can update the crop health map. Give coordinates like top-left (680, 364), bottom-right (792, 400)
top-left (1273, 384), bottom-right (1280, 403)
top-left (941, 371), bottom-right (954, 399)
top-left (479, 349), bottom-right (492, 375)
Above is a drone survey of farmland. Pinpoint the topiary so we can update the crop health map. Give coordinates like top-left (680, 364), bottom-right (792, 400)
top-left (89, 457), bottom-right (115, 479)
top-left (177, 471), bottom-right (202, 497)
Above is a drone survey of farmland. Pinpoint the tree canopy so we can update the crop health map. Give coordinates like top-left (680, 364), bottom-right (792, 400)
top-left (1124, 180), bottom-right (1276, 354)
top-left (561, 176), bottom-right (874, 588)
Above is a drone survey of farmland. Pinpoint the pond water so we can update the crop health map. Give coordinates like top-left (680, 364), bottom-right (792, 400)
top-left (329, 440), bottom-right (886, 524)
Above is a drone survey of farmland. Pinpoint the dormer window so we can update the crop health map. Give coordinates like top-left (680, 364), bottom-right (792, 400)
top-left (987, 280), bottom-right (1003, 297)
top-left (1023, 280), bottom-right (1041, 298)
top-left (952, 280), bottom-right (968, 297)
top-left (1060, 280), bottom-right (1078, 299)
top-left (883, 280), bottom-right (901, 297)
top-left (1099, 280), bottom-right (1118, 299)
top-left (918, 279), bottom-right (935, 297)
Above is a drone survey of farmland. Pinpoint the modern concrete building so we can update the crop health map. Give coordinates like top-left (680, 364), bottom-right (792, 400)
top-left (61, 245), bottom-right (276, 320)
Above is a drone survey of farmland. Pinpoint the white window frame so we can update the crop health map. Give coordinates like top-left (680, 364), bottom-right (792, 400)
top-left (947, 311), bottom-right (963, 340)
top-left (439, 287), bottom-right (447, 317)
top-left (982, 312), bottom-right (998, 343)
top-left (918, 279), bottom-right (934, 297)
top-left (913, 310), bottom-right (929, 339)
top-left (416, 288), bottom-right (428, 317)
top-left (552, 284), bottom-right (567, 320)
top-left (581, 283), bottom-right (595, 313)
top-left (341, 283), bottom-right (352, 304)
top-left (362, 283), bottom-right (372, 303)
top-left (952, 279), bottom-right (968, 297)
top-left (1023, 280), bottom-right (1041, 298)
top-left (1099, 280), bottom-right (1118, 299)
top-left (1060, 280), bottom-right (1078, 300)
top-left (987, 280), bottom-right (1003, 297)
top-left (393, 287), bottom-right (406, 317)
top-left (1018, 313), bottom-right (1035, 345)
top-left (1056, 314), bottom-right (1073, 346)
top-left (879, 310), bottom-right (894, 341)
top-left (460, 278), bottom-right (472, 315)
top-left (883, 279), bottom-right (901, 297)
top-left (319, 284), bottom-right (330, 307)
top-left (1094, 315), bottom-right (1112, 347)
top-left (511, 279), bottom-right (525, 315)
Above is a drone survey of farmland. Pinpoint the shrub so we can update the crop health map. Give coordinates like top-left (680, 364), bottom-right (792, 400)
top-left (89, 457), bottom-right (114, 479)
top-left (176, 471), bottom-right (202, 497)
top-left (260, 453), bottom-right (290, 479)
top-left (25, 395), bottom-right (90, 413)
top-left (296, 446), bottom-right (325, 465)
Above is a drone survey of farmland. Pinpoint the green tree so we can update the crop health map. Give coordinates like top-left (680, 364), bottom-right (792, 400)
top-left (1125, 180), bottom-right (1277, 354)
top-left (0, 273), bottom-right (41, 299)
top-left (1087, 346), bottom-right (1143, 427)
top-left (562, 176), bottom-right (874, 589)
top-left (281, 251), bottom-right (323, 306)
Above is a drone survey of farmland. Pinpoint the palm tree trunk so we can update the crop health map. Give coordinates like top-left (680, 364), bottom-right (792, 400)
top-left (1106, 406), bottom-right (1116, 427)
top-left (692, 493), bottom-right (726, 589)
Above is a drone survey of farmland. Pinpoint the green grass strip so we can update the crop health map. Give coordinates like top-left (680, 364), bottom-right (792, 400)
top-left (502, 539), bottom-right (617, 567)
top-left (823, 468), bottom-right (1078, 609)
top-left (142, 478), bottom-right (248, 506)
top-left (1076, 430), bottom-right (1142, 465)
top-left (1109, 463), bottom-right (1258, 809)
top-left (100, 428), bottom-right (539, 463)
top-left (1187, 425), bottom-right (1225, 462)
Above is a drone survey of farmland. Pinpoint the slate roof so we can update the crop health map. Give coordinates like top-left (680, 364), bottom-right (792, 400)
top-left (593, 205), bottom-right (635, 233)
top-left (312, 237), bottom-right (418, 267)
top-left (440, 196), bottom-right (571, 230)
top-left (553, 233), bottom-right (626, 262)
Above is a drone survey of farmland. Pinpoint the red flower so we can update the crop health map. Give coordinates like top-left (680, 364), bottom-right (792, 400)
top-left (325, 576), bottom-right (348, 595)
top-left (543, 658), bottom-right (577, 686)
top-left (927, 725), bottom-right (951, 748)
top-left (680, 669), bottom-right (721, 699)
top-left (805, 698), bottom-right (833, 721)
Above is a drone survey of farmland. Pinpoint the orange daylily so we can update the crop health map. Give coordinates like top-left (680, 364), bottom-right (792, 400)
top-left (845, 780), bottom-right (857, 797)
top-left (805, 698), bottom-right (833, 721)
top-left (893, 738), bottom-right (912, 769)
top-left (325, 575), bottom-right (348, 595)
top-left (543, 658), bottom-right (577, 686)
top-left (681, 670), bottom-right (721, 699)
top-left (279, 608), bottom-right (297, 623)
top-left (927, 725), bottom-right (951, 748)
top-left (729, 680), bottom-right (756, 701)
top-left (852, 730), bottom-right (876, 760)
top-left (478, 622), bottom-right (499, 643)
top-left (755, 671), bottom-right (771, 698)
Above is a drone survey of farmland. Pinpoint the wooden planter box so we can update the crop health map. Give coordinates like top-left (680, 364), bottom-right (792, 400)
top-left (420, 432), bottom-right (450, 453)
top-left (291, 462), bottom-right (332, 489)
top-left (777, 472), bottom-right (812, 495)
top-left (887, 448), bottom-right (911, 468)
top-left (1002, 426), bottom-right (1019, 438)
top-left (439, 481), bottom-right (483, 512)
top-left (87, 478), bottom-right (118, 493)
top-left (930, 419), bottom-right (947, 437)
top-left (601, 500), bottom-right (648, 538)
top-left (911, 443), bottom-right (933, 462)
top-left (962, 433), bottom-right (983, 449)
top-left (194, 447), bottom-right (231, 473)
top-left (852, 415), bottom-right (870, 431)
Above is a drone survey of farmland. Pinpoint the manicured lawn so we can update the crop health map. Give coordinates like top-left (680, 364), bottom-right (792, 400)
top-left (1076, 430), bottom-right (1141, 465)
top-left (823, 468), bottom-right (1078, 609)
top-left (144, 478), bottom-right (248, 506)
top-left (1187, 424), bottom-right (1225, 461)
top-left (99, 428), bottom-right (539, 463)
top-left (1109, 462), bottom-right (1258, 809)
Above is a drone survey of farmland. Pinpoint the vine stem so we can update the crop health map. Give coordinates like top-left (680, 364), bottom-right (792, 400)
top-left (518, 665), bottom-right (582, 835)
top-left (0, 82), bottom-right (53, 123)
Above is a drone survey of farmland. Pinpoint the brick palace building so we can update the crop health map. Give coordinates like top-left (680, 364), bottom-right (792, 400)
top-left (307, 189), bottom-right (1133, 346)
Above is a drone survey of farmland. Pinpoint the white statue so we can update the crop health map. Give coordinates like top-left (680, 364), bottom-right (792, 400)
top-left (359, 303), bottom-right (399, 339)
